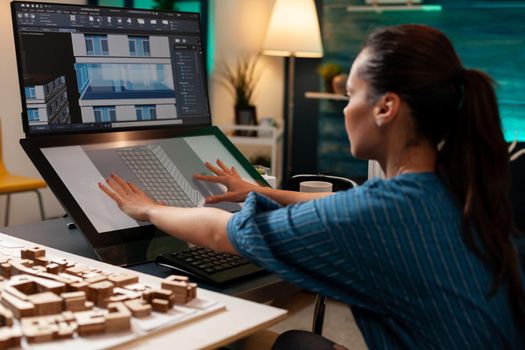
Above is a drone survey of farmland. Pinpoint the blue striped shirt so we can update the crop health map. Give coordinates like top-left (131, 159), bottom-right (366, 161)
top-left (227, 172), bottom-right (524, 349)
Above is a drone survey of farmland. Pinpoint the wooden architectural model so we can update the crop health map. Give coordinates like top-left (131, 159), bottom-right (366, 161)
top-left (0, 246), bottom-right (198, 348)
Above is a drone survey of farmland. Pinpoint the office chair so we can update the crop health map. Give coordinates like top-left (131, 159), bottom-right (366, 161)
top-left (0, 121), bottom-right (46, 226)
top-left (287, 174), bottom-right (358, 335)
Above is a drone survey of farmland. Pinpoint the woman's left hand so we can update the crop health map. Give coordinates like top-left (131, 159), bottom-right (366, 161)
top-left (98, 173), bottom-right (164, 221)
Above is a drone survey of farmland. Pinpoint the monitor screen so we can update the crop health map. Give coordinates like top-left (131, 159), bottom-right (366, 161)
top-left (41, 132), bottom-right (253, 234)
top-left (21, 126), bottom-right (268, 266)
top-left (12, 1), bottom-right (211, 136)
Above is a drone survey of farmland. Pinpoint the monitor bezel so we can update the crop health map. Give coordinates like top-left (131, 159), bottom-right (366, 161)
top-left (20, 126), bottom-right (269, 266)
top-left (11, 0), bottom-right (212, 137)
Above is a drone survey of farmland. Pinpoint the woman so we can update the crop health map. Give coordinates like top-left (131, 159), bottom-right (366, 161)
top-left (100, 25), bottom-right (524, 349)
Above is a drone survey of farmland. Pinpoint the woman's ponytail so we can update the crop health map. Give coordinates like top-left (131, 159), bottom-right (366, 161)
top-left (438, 68), bottom-right (525, 322)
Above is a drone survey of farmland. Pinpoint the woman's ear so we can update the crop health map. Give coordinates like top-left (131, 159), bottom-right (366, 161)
top-left (373, 92), bottom-right (401, 127)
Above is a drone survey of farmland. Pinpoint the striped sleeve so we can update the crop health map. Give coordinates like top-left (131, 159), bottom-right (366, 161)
top-left (227, 190), bottom-right (387, 313)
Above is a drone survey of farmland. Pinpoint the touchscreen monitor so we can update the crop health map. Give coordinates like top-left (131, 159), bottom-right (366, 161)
top-left (21, 127), bottom-right (268, 266)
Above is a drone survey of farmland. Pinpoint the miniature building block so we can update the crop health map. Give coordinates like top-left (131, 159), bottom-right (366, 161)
top-left (161, 275), bottom-right (197, 304)
top-left (10, 260), bottom-right (34, 276)
top-left (5, 285), bottom-right (31, 301)
top-left (83, 274), bottom-right (108, 285)
top-left (55, 320), bottom-right (76, 339)
top-left (21, 314), bottom-right (77, 343)
top-left (0, 304), bottom-right (14, 327)
top-left (65, 266), bottom-right (90, 277)
top-left (122, 283), bottom-right (148, 292)
top-left (61, 291), bottom-right (86, 300)
top-left (21, 246), bottom-right (45, 261)
top-left (28, 292), bottom-right (63, 316)
top-left (74, 310), bottom-right (107, 336)
top-left (35, 257), bottom-right (49, 267)
top-left (61, 291), bottom-right (92, 312)
top-left (50, 258), bottom-right (68, 272)
top-left (108, 273), bottom-right (139, 287)
top-left (101, 287), bottom-right (141, 307)
top-left (0, 262), bottom-right (11, 278)
top-left (1, 290), bottom-right (35, 318)
top-left (10, 274), bottom-right (66, 295)
top-left (36, 272), bottom-right (75, 287)
top-left (46, 263), bottom-right (60, 274)
top-left (105, 302), bottom-right (132, 332)
top-left (188, 283), bottom-right (197, 299)
top-left (142, 289), bottom-right (174, 308)
top-left (151, 298), bottom-right (170, 313)
top-left (123, 299), bottom-right (152, 318)
top-left (0, 327), bottom-right (22, 349)
top-left (68, 281), bottom-right (88, 293)
top-left (166, 275), bottom-right (189, 283)
top-left (22, 317), bottom-right (57, 343)
top-left (87, 281), bottom-right (114, 307)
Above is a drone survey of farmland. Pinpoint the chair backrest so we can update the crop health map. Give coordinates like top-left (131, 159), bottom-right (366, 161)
top-left (287, 174), bottom-right (357, 192)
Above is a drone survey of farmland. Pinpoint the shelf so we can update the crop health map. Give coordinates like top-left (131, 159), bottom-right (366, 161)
top-left (218, 125), bottom-right (283, 146)
top-left (217, 124), bottom-right (283, 187)
top-left (305, 91), bottom-right (348, 101)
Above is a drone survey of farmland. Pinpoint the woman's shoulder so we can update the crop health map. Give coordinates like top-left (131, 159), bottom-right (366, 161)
top-left (358, 172), bottom-right (443, 195)
top-left (334, 172), bottom-right (455, 213)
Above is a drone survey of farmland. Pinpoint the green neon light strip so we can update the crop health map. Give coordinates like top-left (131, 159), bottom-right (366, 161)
top-left (346, 5), bottom-right (442, 12)
top-left (98, 0), bottom-right (125, 6)
top-left (207, 1), bottom-right (215, 74)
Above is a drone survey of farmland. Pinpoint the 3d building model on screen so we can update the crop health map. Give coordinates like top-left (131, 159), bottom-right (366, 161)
top-left (24, 75), bottom-right (70, 126)
top-left (21, 31), bottom-right (180, 128)
top-left (71, 33), bottom-right (177, 123)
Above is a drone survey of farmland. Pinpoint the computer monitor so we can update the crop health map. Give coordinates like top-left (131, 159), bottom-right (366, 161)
top-left (12, 1), bottom-right (210, 136)
top-left (12, 2), bottom-right (269, 266)
top-left (20, 126), bottom-right (266, 266)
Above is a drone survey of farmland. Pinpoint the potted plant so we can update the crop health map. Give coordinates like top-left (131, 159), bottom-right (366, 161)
top-left (217, 56), bottom-right (261, 136)
top-left (317, 62), bottom-right (343, 93)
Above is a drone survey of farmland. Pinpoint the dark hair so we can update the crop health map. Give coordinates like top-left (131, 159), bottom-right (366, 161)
top-left (358, 24), bottom-right (524, 321)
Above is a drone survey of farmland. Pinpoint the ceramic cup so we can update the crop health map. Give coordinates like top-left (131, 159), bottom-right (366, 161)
top-left (299, 181), bottom-right (333, 193)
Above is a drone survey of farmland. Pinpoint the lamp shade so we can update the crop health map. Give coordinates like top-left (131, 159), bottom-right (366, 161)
top-left (263, 0), bottom-right (323, 58)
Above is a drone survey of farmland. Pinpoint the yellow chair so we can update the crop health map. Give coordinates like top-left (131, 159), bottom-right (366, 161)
top-left (0, 133), bottom-right (46, 226)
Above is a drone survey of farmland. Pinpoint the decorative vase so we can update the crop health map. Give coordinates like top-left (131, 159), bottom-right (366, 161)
top-left (331, 73), bottom-right (348, 95)
top-left (234, 105), bottom-right (257, 136)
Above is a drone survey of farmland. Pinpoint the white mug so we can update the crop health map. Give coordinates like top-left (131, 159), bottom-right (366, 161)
top-left (300, 181), bottom-right (333, 193)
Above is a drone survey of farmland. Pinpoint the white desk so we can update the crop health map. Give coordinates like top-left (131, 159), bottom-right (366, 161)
top-left (0, 232), bottom-right (287, 350)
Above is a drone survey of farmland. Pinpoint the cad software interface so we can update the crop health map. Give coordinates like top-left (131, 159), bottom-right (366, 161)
top-left (13, 2), bottom-right (210, 134)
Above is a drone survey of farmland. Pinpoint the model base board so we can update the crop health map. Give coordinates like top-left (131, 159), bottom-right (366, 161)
top-left (0, 238), bottom-right (224, 349)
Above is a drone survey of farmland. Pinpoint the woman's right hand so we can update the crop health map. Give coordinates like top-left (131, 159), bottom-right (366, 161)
top-left (193, 159), bottom-right (261, 203)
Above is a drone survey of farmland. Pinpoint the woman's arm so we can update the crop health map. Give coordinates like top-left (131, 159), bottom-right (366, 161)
top-left (193, 160), bottom-right (332, 205)
top-left (98, 174), bottom-right (237, 254)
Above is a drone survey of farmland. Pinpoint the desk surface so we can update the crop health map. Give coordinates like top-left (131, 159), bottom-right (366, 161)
top-left (0, 232), bottom-right (287, 350)
top-left (1, 217), bottom-right (299, 303)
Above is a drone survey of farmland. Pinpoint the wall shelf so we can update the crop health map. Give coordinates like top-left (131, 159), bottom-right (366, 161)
top-left (218, 124), bottom-right (283, 187)
top-left (304, 92), bottom-right (348, 101)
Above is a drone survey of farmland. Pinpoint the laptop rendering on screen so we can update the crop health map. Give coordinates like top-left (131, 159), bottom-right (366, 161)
top-left (11, 2), bottom-right (268, 275)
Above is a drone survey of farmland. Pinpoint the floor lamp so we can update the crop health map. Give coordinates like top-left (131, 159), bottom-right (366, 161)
top-left (263, 0), bottom-right (323, 182)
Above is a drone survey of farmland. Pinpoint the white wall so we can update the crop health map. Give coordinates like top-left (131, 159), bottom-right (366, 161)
top-left (209, 0), bottom-right (284, 128)
top-left (0, 0), bottom-right (90, 226)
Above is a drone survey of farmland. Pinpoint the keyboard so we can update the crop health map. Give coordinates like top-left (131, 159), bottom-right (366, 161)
top-left (156, 247), bottom-right (265, 285)
top-left (116, 144), bottom-right (204, 208)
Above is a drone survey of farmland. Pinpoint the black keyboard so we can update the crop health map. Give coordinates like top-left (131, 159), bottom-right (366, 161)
top-left (155, 246), bottom-right (265, 285)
